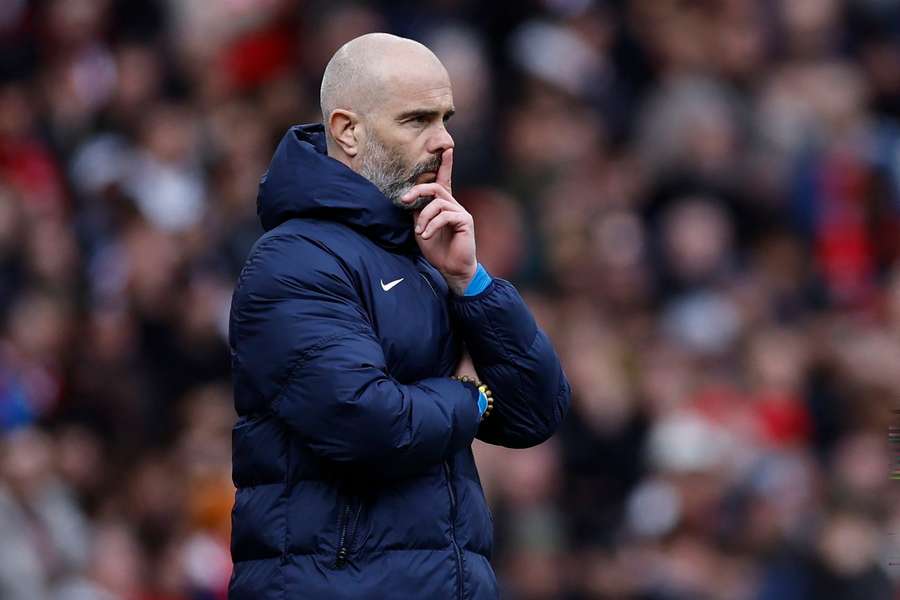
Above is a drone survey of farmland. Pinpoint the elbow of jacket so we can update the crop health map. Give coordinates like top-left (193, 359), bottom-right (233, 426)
top-left (512, 375), bottom-right (571, 449)
top-left (545, 376), bottom-right (572, 439)
top-left (556, 376), bottom-right (572, 426)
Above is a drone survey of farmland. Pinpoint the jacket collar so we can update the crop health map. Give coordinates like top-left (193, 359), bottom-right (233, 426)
top-left (257, 123), bottom-right (417, 251)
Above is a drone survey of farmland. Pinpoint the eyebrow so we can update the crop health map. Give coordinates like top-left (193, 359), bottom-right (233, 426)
top-left (396, 108), bottom-right (455, 122)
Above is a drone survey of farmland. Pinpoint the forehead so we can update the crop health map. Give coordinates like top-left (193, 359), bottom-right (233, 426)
top-left (376, 58), bottom-right (454, 113)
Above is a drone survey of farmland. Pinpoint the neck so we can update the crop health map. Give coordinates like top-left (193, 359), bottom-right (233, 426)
top-left (326, 144), bottom-right (355, 171)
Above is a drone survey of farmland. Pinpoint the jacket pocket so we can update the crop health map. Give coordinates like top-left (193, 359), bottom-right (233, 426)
top-left (334, 495), bottom-right (365, 569)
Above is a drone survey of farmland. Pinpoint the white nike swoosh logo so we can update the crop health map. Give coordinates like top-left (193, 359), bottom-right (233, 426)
top-left (380, 277), bottom-right (404, 292)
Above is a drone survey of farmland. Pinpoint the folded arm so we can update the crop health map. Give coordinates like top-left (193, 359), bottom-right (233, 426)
top-left (449, 276), bottom-right (571, 448)
top-left (231, 234), bottom-right (481, 478)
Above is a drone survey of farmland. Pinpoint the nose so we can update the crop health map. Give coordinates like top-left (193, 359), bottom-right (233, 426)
top-left (427, 123), bottom-right (454, 154)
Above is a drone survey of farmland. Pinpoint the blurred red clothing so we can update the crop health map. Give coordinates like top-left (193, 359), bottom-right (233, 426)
top-left (0, 137), bottom-right (67, 214)
top-left (753, 391), bottom-right (812, 447)
top-left (220, 25), bottom-right (296, 91)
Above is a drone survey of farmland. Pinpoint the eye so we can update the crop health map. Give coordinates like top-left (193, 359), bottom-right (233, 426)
top-left (402, 115), bottom-right (428, 127)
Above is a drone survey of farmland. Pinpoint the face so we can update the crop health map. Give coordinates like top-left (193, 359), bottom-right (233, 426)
top-left (356, 62), bottom-right (455, 210)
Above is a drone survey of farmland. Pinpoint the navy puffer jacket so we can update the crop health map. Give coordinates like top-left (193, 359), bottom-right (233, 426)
top-left (228, 124), bottom-right (570, 599)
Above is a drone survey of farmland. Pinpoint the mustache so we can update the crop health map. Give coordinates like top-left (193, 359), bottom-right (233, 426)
top-left (407, 155), bottom-right (442, 183)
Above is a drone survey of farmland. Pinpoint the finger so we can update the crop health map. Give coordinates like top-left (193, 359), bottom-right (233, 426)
top-left (414, 199), bottom-right (457, 234)
top-left (400, 183), bottom-right (454, 207)
top-left (421, 210), bottom-right (470, 240)
top-left (402, 183), bottom-right (453, 203)
top-left (415, 197), bottom-right (468, 235)
top-left (436, 148), bottom-right (453, 192)
top-left (419, 211), bottom-right (455, 239)
top-left (421, 210), bottom-right (471, 240)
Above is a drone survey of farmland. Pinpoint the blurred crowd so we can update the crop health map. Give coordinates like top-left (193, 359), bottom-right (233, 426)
top-left (1, 0), bottom-right (900, 598)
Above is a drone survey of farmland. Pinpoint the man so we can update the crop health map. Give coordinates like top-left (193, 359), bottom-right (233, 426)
top-left (228, 33), bottom-right (570, 599)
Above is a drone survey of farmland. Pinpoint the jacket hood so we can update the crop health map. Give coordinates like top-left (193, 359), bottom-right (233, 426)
top-left (257, 123), bottom-right (416, 250)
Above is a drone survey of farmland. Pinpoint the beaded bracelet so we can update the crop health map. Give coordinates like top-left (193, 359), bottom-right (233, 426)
top-left (451, 375), bottom-right (494, 420)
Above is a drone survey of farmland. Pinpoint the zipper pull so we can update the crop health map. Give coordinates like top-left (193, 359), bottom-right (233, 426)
top-left (336, 547), bottom-right (348, 568)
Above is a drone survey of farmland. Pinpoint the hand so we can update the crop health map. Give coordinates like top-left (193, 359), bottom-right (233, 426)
top-left (454, 353), bottom-right (477, 378)
top-left (401, 148), bottom-right (477, 295)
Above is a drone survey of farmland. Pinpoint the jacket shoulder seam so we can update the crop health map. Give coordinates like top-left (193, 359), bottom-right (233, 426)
top-left (272, 229), bottom-right (366, 299)
top-left (234, 234), bottom-right (285, 291)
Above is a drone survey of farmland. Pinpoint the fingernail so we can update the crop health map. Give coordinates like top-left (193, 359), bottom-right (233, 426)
top-left (415, 225), bottom-right (422, 233)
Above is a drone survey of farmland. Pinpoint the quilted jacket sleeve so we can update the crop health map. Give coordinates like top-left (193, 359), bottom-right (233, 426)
top-left (230, 233), bottom-right (481, 477)
top-left (448, 279), bottom-right (571, 448)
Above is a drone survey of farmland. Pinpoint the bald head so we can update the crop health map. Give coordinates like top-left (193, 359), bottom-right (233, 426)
top-left (320, 33), bottom-right (448, 148)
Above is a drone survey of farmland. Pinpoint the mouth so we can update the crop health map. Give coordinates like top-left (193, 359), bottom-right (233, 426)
top-left (415, 171), bottom-right (437, 184)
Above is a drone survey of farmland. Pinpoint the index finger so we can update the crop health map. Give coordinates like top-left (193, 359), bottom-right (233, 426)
top-left (436, 148), bottom-right (453, 193)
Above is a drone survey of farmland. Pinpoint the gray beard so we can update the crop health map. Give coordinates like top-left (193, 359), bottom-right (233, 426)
top-left (358, 135), bottom-right (441, 211)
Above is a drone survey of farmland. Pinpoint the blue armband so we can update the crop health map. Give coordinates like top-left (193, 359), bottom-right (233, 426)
top-left (464, 263), bottom-right (492, 296)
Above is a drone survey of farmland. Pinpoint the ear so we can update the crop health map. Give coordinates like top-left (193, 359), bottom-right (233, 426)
top-left (328, 109), bottom-right (361, 157)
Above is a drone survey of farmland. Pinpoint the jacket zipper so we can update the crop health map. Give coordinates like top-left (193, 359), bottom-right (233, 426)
top-left (444, 462), bottom-right (465, 600)
top-left (335, 498), bottom-right (363, 568)
top-left (335, 500), bottom-right (352, 567)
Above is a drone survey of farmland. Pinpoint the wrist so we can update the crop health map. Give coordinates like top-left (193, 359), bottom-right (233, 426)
top-left (447, 263), bottom-right (491, 296)
top-left (445, 265), bottom-right (478, 296)
top-left (450, 375), bottom-right (494, 421)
